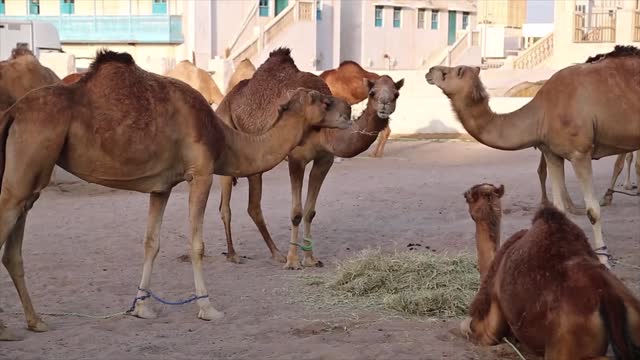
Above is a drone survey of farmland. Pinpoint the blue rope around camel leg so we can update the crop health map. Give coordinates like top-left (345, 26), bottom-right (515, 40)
top-left (128, 287), bottom-right (209, 313)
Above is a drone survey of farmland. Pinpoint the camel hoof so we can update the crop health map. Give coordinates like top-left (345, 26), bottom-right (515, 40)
top-left (0, 327), bottom-right (20, 341)
top-left (130, 303), bottom-right (157, 319)
top-left (597, 255), bottom-right (612, 270)
top-left (271, 252), bottom-right (287, 264)
top-left (459, 318), bottom-right (472, 339)
top-left (599, 196), bottom-right (612, 207)
top-left (303, 257), bottom-right (324, 268)
top-left (284, 259), bottom-right (302, 270)
top-left (197, 306), bottom-right (224, 321)
top-left (27, 319), bottom-right (48, 333)
top-left (226, 254), bottom-right (246, 264)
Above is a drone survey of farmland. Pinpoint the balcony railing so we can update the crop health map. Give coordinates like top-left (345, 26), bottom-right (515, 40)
top-left (513, 33), bottom-right (554, 69)
top-left (3, 15), bottom-right (183, 44)
top-left (573, 11), bottom-right (616, 43)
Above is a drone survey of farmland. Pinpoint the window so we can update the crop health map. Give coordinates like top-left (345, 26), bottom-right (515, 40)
top-left (375, 6), bottom-right (383, 27)
top-left (259, 0), bottom-right (269, 17)
top-left (29, 0), bottom-right (40, 15)
top-left (60, 0), bottom-right (75, 15)
top-left (0, 0), bottom-right (5, 15)
top-left (431, 10), bottom-right (439, 29)
top-left (417, 9), bottom-right (425, 29)
top-left (393, 7), bottom-right (401, 28)
top-left (316, 0), bottom-right (322, 20)
top-left (462, 12), bottom-right (469, 29)
top-left (152, 0), bottom-right (167, 14)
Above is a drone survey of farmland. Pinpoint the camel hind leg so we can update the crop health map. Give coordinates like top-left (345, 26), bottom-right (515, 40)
top-left (371, 125), bottom-right (391, 158)
top-left (246, 174), bottom-right (286, 263)
top-left (600, 153), bottom-right (626, 207)
top-left (622, 152), bottom-right (634, 190)
top-left (538, 151), bottom-right (550, 205)
top-left (219, 175), bottom-right (241, 263)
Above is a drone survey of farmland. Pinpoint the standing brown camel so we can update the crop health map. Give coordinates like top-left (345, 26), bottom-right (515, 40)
top-left (426, 45), bottom-right (640, 267)
top-left (319, 61), bottom-right (392, 158)
top-left (462, 183), bottom-right (640, 359)
top-left (0, 50), bottom-right (352, 341)
top-left (216, 48), bottom-right (403, 268)
top-left (165, 60), bottom-right (224, 105)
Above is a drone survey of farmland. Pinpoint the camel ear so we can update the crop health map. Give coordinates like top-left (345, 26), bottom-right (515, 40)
top-left (494, 184), bottom-right (505, 198)
top-left (473, 66), bottom-right (481, 76)
top-left (395, 78), bottom-right (405, 90)
top-left (456, 67), bottom-right (464, 78)
top-left (364, 78), bottom-right (375, 91)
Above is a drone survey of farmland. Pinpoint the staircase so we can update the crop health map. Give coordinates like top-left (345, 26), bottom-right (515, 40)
top-left (512, 33), bottom-right (554, 69)
top-left (425, 29), bottom-right (480, 68)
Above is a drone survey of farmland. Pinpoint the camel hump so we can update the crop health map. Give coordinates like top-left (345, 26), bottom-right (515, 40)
top-left (269, 47), bottom-right (291, 58)
top-left (586, 45), bottom-right (640, 63)
top-left (89, 49), bottom-right (135, 72)
top-left (338, 60), bottom-right (362, 69)
top-left (10, 46), bottom-right (35, 59)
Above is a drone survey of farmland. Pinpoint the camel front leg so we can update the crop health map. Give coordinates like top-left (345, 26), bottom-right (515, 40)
top-left (537, 152), bottom-right (549, 205)
top-left (300, 154), bottom-right (334, 268)
top-left (623, 152), bottom-right (634, 190)
top-left (285, 158), bottom-right (306, 270)
top-left (371, 126), bottom-right (391, 158)
top-left (460, 302), bottom-right (509, 346)
top-left (130, 191), bottom-right (171, 319)
top-left (219, 175), bottom-right (241, 263)
top-left (188, 175), bottom-right (224, 320)
top-left (247, 174), bottom-right (286, 263)
top-left (570, 156), bottom-right (610, 268)
top-left (632, 150), bottom-right (639, 194)
top-left (544, 152), bottom-right (567, 213)
top-left (599, 154), bottom-right (626, 207)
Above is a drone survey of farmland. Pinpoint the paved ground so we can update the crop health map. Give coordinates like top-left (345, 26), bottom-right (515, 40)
top-left (1, 140), bottom-right (638, 360)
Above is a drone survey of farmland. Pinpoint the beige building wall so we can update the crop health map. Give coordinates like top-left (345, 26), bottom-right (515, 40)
top-left (1, 0), bottom-right (180, 16)
top-left (477, 0), bottom-right (526, 28)
top-left (5, 0), bottom-right (27, 15)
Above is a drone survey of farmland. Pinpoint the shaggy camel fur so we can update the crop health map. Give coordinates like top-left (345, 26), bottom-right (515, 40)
top-left (319, 61), bottom-right (391, 158)
top-left (463, 183), bottom-right (640, 359)
top-left (0, 48), bottom-right (60, 111)
top-left (0, 50), bottom-right (352, 341)
top-left (506, 79), bottom-right (637, 209)
top-left (61, 72), bottom-right (85, 85)
top-left (426, 45), bottom-right (640, 267)
top-left (216, 48), bottom-right (403, 269)
top-left (165, 60), bottom-right (224, 105)
top-left (226, 58), bottom-right (256, 93)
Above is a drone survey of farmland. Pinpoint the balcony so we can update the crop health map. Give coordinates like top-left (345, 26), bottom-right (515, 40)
top-left (573, 11), bottom-right (616, 42)
top-left (3, 15), bottom-right (183, 44)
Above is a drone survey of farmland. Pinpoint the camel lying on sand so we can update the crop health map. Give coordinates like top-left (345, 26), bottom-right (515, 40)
top-left (426, 45), bottom-right (640, 267)
top-left (0, 50), bottom-right (351, 341)
top-left (164, 60), bottom-right (225, 105)
top-left (319, 61), bottom-right (391, 157)
top-left (506, 79), bottom-right (638, 209)
top-left (216, 48), bottom-right (403, 269)
top-left (462, 183), bottom-right (640, 358)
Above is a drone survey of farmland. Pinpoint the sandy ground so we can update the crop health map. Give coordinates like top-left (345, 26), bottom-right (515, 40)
top-left (1, 140), bottom-right (638, 360)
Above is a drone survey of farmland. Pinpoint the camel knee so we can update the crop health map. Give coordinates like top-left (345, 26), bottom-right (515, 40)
top-left (2, 252), bottom-right (23, 275)
top-left (247, 205), bottom-right (264, 223)
top-left (191, 244), bottom-right (205, 261)
top-left (291, 212), bottom-right (302, 226)
top-left (143, 236), bottom-right (160, 256)
top-left (586, 208), bottom-right (600, 225)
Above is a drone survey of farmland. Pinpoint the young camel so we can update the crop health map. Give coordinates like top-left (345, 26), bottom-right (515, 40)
top-left (0, 50), bottom-right (352, 341)
top-left (319, 61), bottom-right (390, 157)
top-left (462, 183), bottom-right (640, 359)
top-left (216, 48), bottom-right (403, 269)
top-left (426, 45), bottom-right (640, 267)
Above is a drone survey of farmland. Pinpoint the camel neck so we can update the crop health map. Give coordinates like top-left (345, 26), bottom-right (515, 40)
top-left (451, 96), bottom-right (542, 151)
top-left (213, 111), bottom-right (305, 177)
top-left (324, 104), bottom-right (387, 158)
top-left (475, 219), bottom-right (500, 279)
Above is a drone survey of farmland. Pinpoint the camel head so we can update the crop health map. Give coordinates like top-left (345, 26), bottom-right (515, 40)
top-left (425, 66), bottom-right (486, 102)
top-left (279, 88), bottom-right (352, 129)
top-left (464, 183), bottom-right (504, 223)
top-left (364, 75), bottom-right (404, 119)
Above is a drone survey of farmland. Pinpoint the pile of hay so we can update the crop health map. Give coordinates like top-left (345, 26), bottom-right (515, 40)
top-left (309, 249), bottom-right (480, 319)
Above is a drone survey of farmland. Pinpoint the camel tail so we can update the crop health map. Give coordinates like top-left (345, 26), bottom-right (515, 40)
top-left (0, 107), bottom-right (15, 188)
top-left (600, 289), bottom-right (640, 360)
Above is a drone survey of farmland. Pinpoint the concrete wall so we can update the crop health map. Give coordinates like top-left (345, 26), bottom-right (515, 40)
top-left (339, 0), bottom-right (362, 64)
top-left (254, 19), bottom-right (318, 71)
top-left (3, 0), bottom-right (181, 16)
top-left (213, 0), bottom-right (260, 56)
top-left (316, 0), bottom-right (337, 70)
top-left (62, 43), bottom-right (180, 74)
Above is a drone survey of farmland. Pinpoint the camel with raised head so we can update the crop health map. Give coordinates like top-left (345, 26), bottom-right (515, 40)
top-left (165, 60), bottom-right (224, 105)
top-left (426, 45), bottom-right (640, 267)
top-left (505, 79), bottom-right (637, 209)
top-left (462, 183), bottom-right (640, 359)
top-left (216, 48), bottom-right (403, 269)
top-left (0, 50), bottom-right (351, 341)
top-left (319, 61), bottom-right (392, 158)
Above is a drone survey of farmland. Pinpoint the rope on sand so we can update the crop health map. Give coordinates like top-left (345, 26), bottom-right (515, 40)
top-left (503, 337), bottom-right (527, 360)
top-left (13, 311), bottom-right (127, 319)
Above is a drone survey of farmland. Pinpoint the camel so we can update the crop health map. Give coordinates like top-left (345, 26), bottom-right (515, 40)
top-left (165, 60), bottom-right (224, 105)
top-left (0, 49), bottom-right (352, 341)
top-left (319, 61), bottom-right (391, 158)
top-left (226, 58), bottom-right (256, 93)
top-left (426, 45), bottom-right (640, 267)
top-left (216, 48), bottom-right (403, 269)
top-left (0, 47), bottom-right (60, 111)
top-left (505, 79), bottom-right (637, 209)
top-left (462, 183), bottom-right (640, 359)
